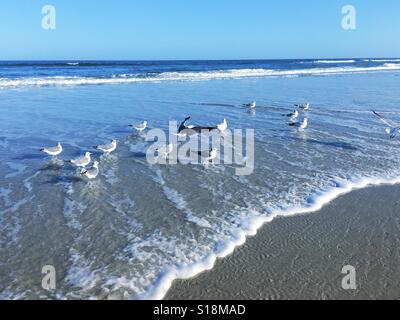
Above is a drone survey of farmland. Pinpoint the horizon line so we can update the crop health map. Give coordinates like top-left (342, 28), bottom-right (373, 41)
top-left (1, 57), bottom-right (400, 62)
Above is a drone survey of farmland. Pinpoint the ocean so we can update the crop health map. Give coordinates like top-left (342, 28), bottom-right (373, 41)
top-left (1, 59), bottom-right (400, 87)
top-left (1, 58), bottom-right (400, 299)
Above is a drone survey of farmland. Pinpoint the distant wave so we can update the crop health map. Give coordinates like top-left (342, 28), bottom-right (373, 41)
top-left (0, 62), bottom-right (116, 67)
top-left (314, 60), bottom-right (356, 64)
top-left (370, 59), bottom-right (400, 62)
top-left (383, 63), bottom-right (400, 68)
top-left (1, 64), bottom-right (400, 88)
top-left (363, 58), bottom-right (400, 62)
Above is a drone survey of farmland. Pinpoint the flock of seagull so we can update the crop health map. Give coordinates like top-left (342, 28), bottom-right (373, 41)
top-left (244, 100), bottom-right (309, 130)
top-left (39, 113), bottom-right (229, 179)
top-left (287, 103), bottom-right (309, 130)
top-left (38, 100), bottom-right (341, 180)
top-left (39, 101), bottom-right (311, 179)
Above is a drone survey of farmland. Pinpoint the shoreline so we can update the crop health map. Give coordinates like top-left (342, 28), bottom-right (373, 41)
top-left (147, 178), bottom-right (400, 300)
top-left (164, 183), bottom-right (400, 300)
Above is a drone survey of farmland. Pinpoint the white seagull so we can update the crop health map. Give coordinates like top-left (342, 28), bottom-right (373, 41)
top-left (299, 118), bottom-right (308, 131)
top-left (69, 152), bottom-right (92, 168)
top-left (244, 101), bottom-right (256, 109)
top-left (129, 121), bottom-right (147, 133)
top-left (372, 110), bottom-right (400, 139)
top-left (204, 148), bottom-right (218, 164)
top-left (193, 148), bottom-right (218, 164)
top-left (289, 117), bottom-right (308, 131)
top-left (217, 118), bottom-right (228, 132)
top-left (295, 103), bottom-right (310, 111)
top-left (156, 143), bottom-right (174, 158)
top-left (81, 161), bottom-right (99, 180)
top-left (287, 109), bottom-right (299, 122)
top-left (95, 139), bottom-right (117, 154)
top-left (40, 142), bottom-right (63, 157)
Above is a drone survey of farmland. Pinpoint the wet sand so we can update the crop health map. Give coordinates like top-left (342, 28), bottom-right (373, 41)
top-left (165, 185), bottom-right (400, 300)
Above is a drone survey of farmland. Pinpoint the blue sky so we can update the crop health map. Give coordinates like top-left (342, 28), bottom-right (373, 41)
top-left (0, 0), bottom-right (399, 60)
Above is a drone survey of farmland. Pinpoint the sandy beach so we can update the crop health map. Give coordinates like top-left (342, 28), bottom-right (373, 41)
top-left (165, 184), bottom-right (400, 300)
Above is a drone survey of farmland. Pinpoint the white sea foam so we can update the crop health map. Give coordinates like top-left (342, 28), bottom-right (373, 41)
top-left (0, 196), bottom-right (30, 215)
top-left (0, 196), bottom-right (32, 244)
top-left (0, 187), bottom-right (12, 207)
top-left (369, 59), bottom-right (400, 62)
top-left (314, 60), bottom-right (356, 64)
top-left (23, 171), bottom-right (40, 193)
top-left (5, 162), bottom-right (27, 179)
top-left (65, 248), bottom-right (98, 292)
top-left (0, 289), bottom-right (27, 300)
top-left (102, 167), bottom-right (119, 185)
top-left (109, 195), bottom-right (141, 238)
top-left (153, 169), bottom-right (212, 229)
top-left (63, 197), bottom-right (85, 231)
top-left (1, 64), bottom-right (400, 88)
top-left (136, 175), bottom-right (400, 300)
top-left (383, 63), bottom-right (400, 68)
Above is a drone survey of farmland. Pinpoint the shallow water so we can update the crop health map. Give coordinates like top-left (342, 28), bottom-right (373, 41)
top-left (1, 61), bottom-right (400, 299)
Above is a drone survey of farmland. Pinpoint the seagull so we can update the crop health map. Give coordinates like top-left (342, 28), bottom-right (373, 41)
top-left (217, 119), bottom-right (228, 132)
top-left (177, 116), bottom-right (216, 136)
top-left (295, 103), bottom-right (310, 111)
top-left (372, 110), bottom-right (400, 139)
top-left (156, 143), bottom-right (174, 158)
top-left (289, 117), bottom-right (308, 131)
top-left (129, 120), bottom-right (147, 133)
top-left (95, 139), bottom-right (117, 154)
top-left (69, 152), bottom-right (92, 168)
top-left (81, 161), bottom-right (99, 180)
top-left (243, 101), bottom-right (256, 109)
top-left (178, 116), bottom-right (192, 133)
top-left (40, 142), bottom-right (63, 157)
top-left (299, 118), bottom-right (308, 131)
top-left (193, 148), bottom-right (218, 164)
top-left (287, 109), bottom-right (299, 122)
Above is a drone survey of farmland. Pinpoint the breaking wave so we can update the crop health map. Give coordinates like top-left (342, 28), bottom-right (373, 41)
top-left (1, 64), bottom-right (400, 88)
top-left (313, 60), bottom-right (356, 64)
